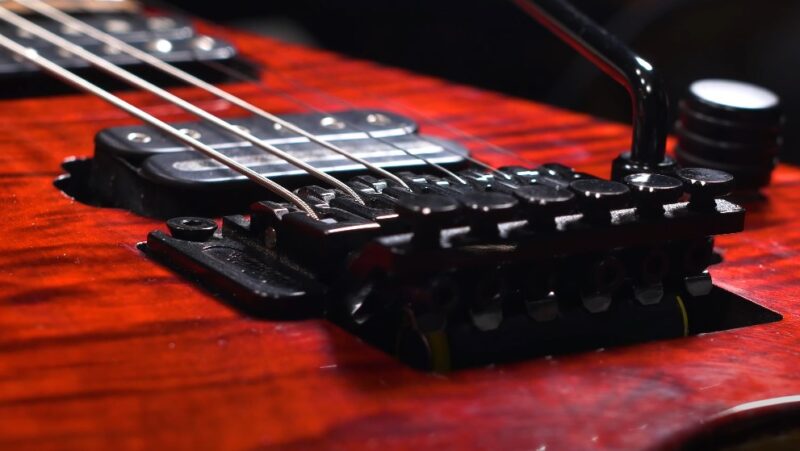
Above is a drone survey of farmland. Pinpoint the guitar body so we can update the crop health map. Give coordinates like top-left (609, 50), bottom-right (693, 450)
top-left (2, 21), bottom-right (800, 451)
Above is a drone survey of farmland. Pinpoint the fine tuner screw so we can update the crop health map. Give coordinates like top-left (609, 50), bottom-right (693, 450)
top-left (395, 193), bottom-right (461, 248)
top-left (513, 185), bottom-right (575, 230)
top-left (675, 167), bottom-right (735, 211)
top-left (458, 192), bottom-right (519, 238)
top-left (624, 173), bottom-right (684, 218)
top-left (570, 179), bottom-right (631, 225)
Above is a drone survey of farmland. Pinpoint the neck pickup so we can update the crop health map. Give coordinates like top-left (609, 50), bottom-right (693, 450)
top-left (0, 9), bottom-right (250, 98)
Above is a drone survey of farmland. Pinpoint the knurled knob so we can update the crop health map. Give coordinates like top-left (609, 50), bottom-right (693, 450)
top-left (675, 79), bottom-right (783, 190)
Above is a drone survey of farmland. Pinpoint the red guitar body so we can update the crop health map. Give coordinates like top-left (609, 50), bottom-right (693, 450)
top-left (2, 23), bottom-right (800, 450)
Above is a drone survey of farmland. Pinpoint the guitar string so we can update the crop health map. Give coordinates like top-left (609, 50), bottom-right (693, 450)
top-left (20, 0), bottom-right (532, 184)
top-left (0, 33), bottom-right (321, 219)
top-left (22, 0), bottom-right (524, 185)
top-left (12, 0), bottom-right (414, 191)
top-left (260, 65), bottom-right (536, 172)
top-left (0, 5), bottom-right (372, 205)
top-left (8, 2), bottom-right (534, 195)
top-left (14, 0), bottom-right (473, 187)
top-left (202, 56), bottom-right (536, 180)
top-left (190, 33), bottom-right (538, 170)
top-left (232, 61), bottom-right (516, 180)
top-left (201, 60), bottom-right (470, 185)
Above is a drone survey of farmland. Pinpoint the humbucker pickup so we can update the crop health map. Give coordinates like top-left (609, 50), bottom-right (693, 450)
top-left (57, 110), bottom-right (469, 218)
top-left (0, 12), bottom-right (245, 97)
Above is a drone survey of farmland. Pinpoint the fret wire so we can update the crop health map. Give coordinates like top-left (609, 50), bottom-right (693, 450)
top-left (13, 0), bottom-right (412, 191)
top-left (0, 33), bottom-right (319, 219)
top-left (0, 5), bottom-right (369, 206)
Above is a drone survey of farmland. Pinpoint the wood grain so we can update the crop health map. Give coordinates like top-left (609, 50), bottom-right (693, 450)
top-left (2, 22), bottom-right (800, 451)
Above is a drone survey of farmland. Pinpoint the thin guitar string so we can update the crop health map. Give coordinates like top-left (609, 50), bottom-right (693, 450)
top-left (131, 1), bottom-right (470, 186)
top-left (14, 0), bottom-right (463, 189)
top-left (242, 63), bottom-right (517, 181)
top-left (13, 0), bottom-right (412, 191)
top-left (0, 5), bottom-right (373, 205)
top-left (15, 0), bottom-right (470, 187)
top-left (202, 59), bottom-right (470, 185)
top-left (188, 31), bottom-right (538, 171)
top-left (44, 0), bottom-right (524, 185)
top-left (14, 1), bottom-right (532, 190)
top-left (0, 33), bottom-right (320, 218)
top-left (258, 65), bottom-right (534, 174)
top-left (83, 0), bottom-right (517, 183)
top-left (155, 0), bottom-right (548, 183)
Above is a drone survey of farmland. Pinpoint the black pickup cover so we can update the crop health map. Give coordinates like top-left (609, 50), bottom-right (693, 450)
top-left (56, 109), bottom-right (468, 218)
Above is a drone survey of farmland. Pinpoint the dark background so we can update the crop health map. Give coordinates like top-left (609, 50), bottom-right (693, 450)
top-left (163, 0), bottom-right (800, 161)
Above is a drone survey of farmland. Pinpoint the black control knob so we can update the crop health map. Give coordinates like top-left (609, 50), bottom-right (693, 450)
top-left (395, 194), bottom-right (461, 248)
top-left (675, 79), bottom-right (783, 190)
top-left (458, 192), bottom-right (519, 237)
top-left (513, 185), bottom-right (575, 230)
top-left (624, 173), bottom-right (684, 218)
top-left (569, 179), bottom-right (631, 224)
top-left (675, 167), bottom-right (734, 211)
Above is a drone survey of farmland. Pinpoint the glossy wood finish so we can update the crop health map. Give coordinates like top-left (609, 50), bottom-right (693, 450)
top-left (2, 24), bottom-right (800, 450)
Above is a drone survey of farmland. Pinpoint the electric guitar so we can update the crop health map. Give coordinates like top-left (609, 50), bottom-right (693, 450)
top-left (1, 0), bottom-right (798, 449)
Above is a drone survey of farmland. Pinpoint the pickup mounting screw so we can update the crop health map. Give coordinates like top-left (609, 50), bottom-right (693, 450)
top-left (148, 38), bottom-right (173, 54)
top-left (366, 113), bottom-right (392, 126)
top-left (320, 116), bottom-right (346, 130)
top-left (179, 128), bottom-right (202, 140)
top-left (192, 36), bottom-right (216, 52)
top-left (127, 132), bottom-right (152, 144)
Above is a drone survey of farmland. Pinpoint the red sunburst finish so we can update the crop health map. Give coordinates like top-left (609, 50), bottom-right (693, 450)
top-left (2, 22), bottom-right (800, 450)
